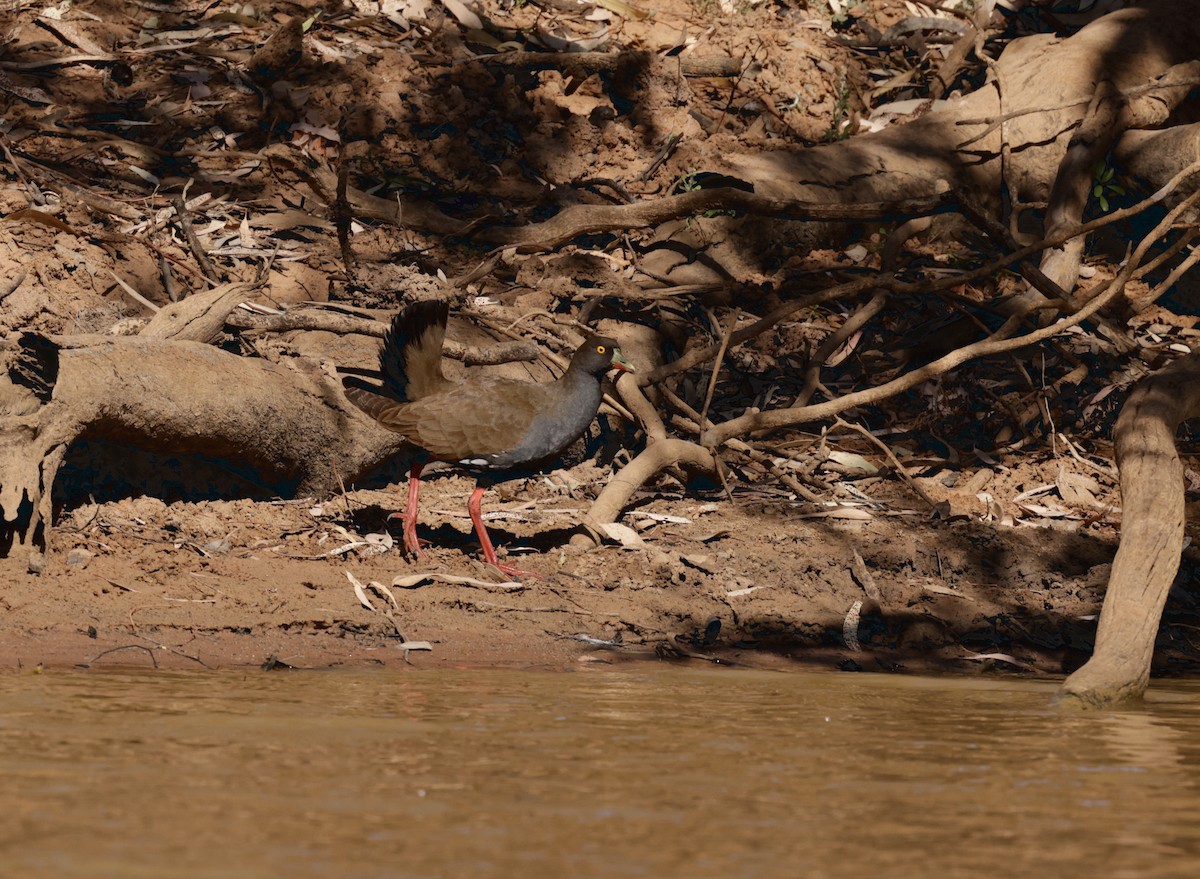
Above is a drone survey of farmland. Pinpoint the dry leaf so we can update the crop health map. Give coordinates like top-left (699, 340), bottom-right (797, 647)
top-left (919, 581), bottom-right (973, 600)
top-left (3, 209), bottom-right (78, 235)
top-left (725, 584), bottom-right (770, 598)
top-left (637, 512), bottom-right (693, 525)
top-left (795, 505), bottom-right (874, 521)
top-left (1056, 467), bottom-right (1101, 508)
top-left (346, 570), bottom-right (375, 610)
top-left (959, 651), bottom-right (1033, 670)
top-left (599, 522), bottom-right (645, 547)
top-left (441, 0), bottom-right (483, 29)
top-left (593, 0), bottom-right (652, 19)
top-left (367, 579), bottom-right (401, 611)
top-left (392, 572), bottom-right (523, 590)
top-left (827, 450), bottom-right (878, 475)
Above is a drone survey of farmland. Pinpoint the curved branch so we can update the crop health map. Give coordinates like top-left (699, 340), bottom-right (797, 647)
top-left (226, 308), bottom-right (540, 365)
top-left (642, 276), bottom-right (881, 385)
top-left (615, 372), bottom-right (666, 441)
top-left (472, 188), bottom-right (953, 250)
top-left (573, 439), bottom-right (717, 546)
top-left (641, 161), bottom-right (1200, 390)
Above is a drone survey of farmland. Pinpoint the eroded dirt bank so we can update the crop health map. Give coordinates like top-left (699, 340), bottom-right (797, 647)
top-left (2, 0), bottom-right (1200, 681)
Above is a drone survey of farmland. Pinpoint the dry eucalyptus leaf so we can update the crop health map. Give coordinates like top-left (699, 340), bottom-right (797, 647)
top-left (795, 506), bottom-right (874, 521)
top-left (725, 584), bottom-right (770, 598)
top-left (827, 450), bottom-right (878, 475)
top-left (636, 512), bottom-right (693, 525)
top-left (392, 573), bottom-right (523, 590)
top-left (600, 522), bottom-right (645, 548)
top-left (1015, 501), bottom-right (1075, 519)
top-left (960, 651), bottom-right (1032, 670)
top-left (367, 579), bottom-right (401, 611)
top-left (1056, 468), bottom-right (1101, 508)
top-left (441, 0), bottom-right (482, 29)
top-left (977, 492), bottom-right (1013, 526)
top-left (593, 0), bottom-right (652, 19)
top-left (364, 532), bottom-right (395, 553)
top-left (920, 582), bottom-right (973, 600)
top-left (346, 570), bottom-right (375, 610)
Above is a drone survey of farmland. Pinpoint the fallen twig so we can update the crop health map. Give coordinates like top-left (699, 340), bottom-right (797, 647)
top-left (173, 187), bottom-right (222, 284)
top-left (834, 418), bottom-right (938, 510)
top-left (472, 49), bottom-right (743, 78)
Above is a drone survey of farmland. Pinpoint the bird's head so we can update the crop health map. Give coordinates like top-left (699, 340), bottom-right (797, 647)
top-left (574, 337), bottom-right (635, 376)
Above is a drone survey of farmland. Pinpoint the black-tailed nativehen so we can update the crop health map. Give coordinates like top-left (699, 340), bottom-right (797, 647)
top-left (345, 299), bottom-right (634, 575)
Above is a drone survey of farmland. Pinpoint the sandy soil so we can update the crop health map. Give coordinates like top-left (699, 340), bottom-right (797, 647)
top-left (3, 452), bottom-right (1198, 678)
top-left (1, 0), bottom-right (1199, 677)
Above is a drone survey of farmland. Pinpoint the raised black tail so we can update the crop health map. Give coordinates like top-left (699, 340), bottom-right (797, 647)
top-left (377, 298), bottom-right (450, 402)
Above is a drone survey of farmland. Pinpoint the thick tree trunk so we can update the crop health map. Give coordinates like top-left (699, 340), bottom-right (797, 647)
top-left (1058, 352), bottom-right (1200, 707)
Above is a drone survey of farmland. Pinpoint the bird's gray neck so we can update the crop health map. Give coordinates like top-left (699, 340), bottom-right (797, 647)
top-left (556, 367), bottom-right (604, 430)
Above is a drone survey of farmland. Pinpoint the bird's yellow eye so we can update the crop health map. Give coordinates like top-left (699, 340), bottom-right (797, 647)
top-left (596, 345), bottom-right (606, 354)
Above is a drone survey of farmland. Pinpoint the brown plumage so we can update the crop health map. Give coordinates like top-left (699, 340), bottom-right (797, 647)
top-left (345, 300), bottom-right (634, 574)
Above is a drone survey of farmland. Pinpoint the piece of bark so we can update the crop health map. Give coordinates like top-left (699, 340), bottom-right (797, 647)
top-left (248, 17), bottom-right (304, 80)
top-left (140, 281), bottom-right (257, 342)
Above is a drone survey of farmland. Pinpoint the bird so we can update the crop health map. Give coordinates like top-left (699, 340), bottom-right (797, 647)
top-left (344, 299), bottom-right (634, 575)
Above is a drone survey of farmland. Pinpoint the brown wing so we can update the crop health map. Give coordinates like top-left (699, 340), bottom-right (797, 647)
top-left (386, 377), bottom-right (549, 461)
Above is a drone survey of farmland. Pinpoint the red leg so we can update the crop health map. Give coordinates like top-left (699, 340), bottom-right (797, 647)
top-left (467, 486), bottom-right (499, 566)
top-left (467, 485), bottom-right (542, 579)
top-left (386, 461), bottom-right (425, 556)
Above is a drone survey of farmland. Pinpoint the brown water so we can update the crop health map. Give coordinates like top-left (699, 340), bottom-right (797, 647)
top-left (2, 666), bottom-right (1200, 878)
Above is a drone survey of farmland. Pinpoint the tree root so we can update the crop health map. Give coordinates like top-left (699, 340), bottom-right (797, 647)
top-left (226, 307), bottom-right (540, 365)
top-left (0, 334), bottom-right (408, 560)
top-left (703, 182), bottom-right (1200, 446)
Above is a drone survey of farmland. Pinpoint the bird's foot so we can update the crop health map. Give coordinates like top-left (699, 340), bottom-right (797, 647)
top-left (384, 512), bottom-right (426, 557)
top-left (487, 558), bottom-right (548, 582)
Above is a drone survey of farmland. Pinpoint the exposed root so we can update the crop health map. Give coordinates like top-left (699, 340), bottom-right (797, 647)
top-left (574, 439), bottom-right (717, 547)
